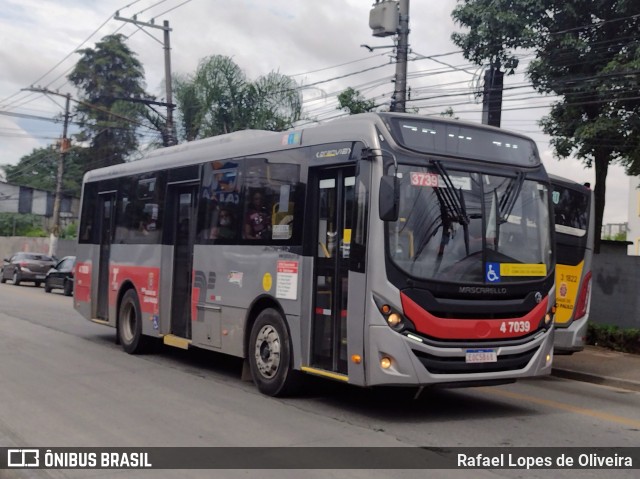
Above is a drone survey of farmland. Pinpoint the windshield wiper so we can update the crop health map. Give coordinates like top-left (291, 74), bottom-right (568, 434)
top-left (432, 160), bottom-right (470, 255)
top-left (499, 172), bottom-right (525, 222)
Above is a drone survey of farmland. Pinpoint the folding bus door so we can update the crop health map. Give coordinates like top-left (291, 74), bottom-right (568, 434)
top-left (311, 166), bottom-right (356, 374)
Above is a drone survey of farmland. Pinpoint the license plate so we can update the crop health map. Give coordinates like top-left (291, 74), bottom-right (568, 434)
top-left (465, 349), bottom-right (497, 363)
top-left (36, 275), bottom-right (45, 279)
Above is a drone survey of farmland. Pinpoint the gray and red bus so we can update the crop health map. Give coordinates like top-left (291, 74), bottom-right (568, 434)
top-left (74, 113), bottom-right (556, 396)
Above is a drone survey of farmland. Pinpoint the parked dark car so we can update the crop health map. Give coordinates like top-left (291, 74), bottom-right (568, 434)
top-left (1, 252), bottom-right (56, 287)
top-left (44, 256), bottom-right (76, 296)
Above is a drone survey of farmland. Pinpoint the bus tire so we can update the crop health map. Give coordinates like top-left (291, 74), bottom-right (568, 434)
top-left (118, 289), bottom-right (148, 354)
top-left (249, 308), bottom-right (300, 397)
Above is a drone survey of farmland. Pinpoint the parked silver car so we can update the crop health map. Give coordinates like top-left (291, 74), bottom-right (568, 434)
top-left (1, 252), bottom-right (56, 287)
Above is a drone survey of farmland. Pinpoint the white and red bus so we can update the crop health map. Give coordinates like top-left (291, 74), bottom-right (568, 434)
top-left (75, 113), bottom-right (556, 396)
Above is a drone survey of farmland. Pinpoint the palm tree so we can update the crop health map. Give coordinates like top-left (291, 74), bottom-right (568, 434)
top-left (174, 55), bottom-right (302, 141)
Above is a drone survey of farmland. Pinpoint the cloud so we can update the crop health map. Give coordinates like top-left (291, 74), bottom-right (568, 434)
top-left (0, 0), bottom-right (633, 226)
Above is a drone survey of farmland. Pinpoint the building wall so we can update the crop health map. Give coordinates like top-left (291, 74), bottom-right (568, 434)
top-left (591, 246), bottom-right (640, 329)
top-left (0, 183), bottom-right (20, 213)
top-left (0, 182), bottom-right (80, 230)
top-left (0, 237), bottom-right (76, 261)
top-left (628, 176), bottom-right (640, 255)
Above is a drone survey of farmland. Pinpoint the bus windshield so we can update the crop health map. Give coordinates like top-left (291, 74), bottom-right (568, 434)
top-left (388, 162), bottom-right (553, 284)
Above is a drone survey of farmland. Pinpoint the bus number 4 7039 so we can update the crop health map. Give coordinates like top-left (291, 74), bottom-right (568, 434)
top-left (500, 321), bottom-right (531, 334)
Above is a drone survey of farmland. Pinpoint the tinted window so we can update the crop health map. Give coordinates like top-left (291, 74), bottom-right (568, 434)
top-left (552, 183), bottom-right (590, 237)
top-left (115, 173), bottom-right (165, 244)
top-left (242, 159), bottom-right (300, 242)
top-left (79, 182), bottom-right (98, 244)
top-left (197, 160), bottom-right (242, 242)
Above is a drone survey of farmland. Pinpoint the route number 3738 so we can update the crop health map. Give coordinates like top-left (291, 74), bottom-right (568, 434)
top-left (500, 320), bottom-right (531, 334)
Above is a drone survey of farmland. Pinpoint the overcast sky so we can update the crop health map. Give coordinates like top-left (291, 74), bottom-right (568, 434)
top-left (0, 0), bottom-right (632, 224)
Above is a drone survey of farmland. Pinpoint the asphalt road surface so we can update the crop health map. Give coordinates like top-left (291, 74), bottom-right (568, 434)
top-left (0, 282), bottom-right (638, 479)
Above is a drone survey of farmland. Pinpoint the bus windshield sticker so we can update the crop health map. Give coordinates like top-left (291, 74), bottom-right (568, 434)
top-left (486, 263), bottom-right (501, 283)
top-left (410, 172), bottom-right (438, 187)
top-left (409, 172), bottom-right (471, 190)
top-left (500, 263), bottom-right (547, 276)
top-left (272, 224), bottom-right (291, 240)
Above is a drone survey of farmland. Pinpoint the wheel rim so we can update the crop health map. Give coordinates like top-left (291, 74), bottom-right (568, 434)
top-left (121, 301), bottom-right (137, 344)
top-left (254, 324), bottom-right (281, 379)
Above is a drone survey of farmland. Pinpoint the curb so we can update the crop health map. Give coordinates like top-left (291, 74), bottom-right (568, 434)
top-left (552, 368), bottom-right (640, 393)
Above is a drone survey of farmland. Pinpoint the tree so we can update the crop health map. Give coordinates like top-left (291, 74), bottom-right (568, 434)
top-left (68, 34), bottom-right (148, 168)
top-left (1, 145), bottom-right (86, 197)
top-left (451, 0), bottom-right (640, 253)
top-left (174, 55), bottom-right (302, 141)
top-left (0, 213), bottom-right (46, 237)
top-left (337, 87), bottom-right (376, 114)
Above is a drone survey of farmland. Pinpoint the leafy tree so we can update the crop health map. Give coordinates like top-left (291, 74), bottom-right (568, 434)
top-left (0, 213), bottom-right (46, 237)
top-left (1, 145), bottom-right (86, 197)
top-left (337, 87), bottom-right (376, 114)
top-left (68, 34), bottom-right (148, 168)
top-left (174, 55), bottom-right (302, 141)
top-left (451, 0), bottom-right (640, 252)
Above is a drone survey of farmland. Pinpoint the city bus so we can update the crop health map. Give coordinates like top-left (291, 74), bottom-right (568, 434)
top-left (74, 113), bottom-right (556, 396)
top-left (550, 174), bottom-right (595, 354)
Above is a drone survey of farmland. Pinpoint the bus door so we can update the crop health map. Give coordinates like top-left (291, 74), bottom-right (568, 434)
top-left (168, 183), bottom-right (198, 339)
top-left (96, 191), bottom-right (115, 320)
top-left (311, 166), bottom-right (356, 374)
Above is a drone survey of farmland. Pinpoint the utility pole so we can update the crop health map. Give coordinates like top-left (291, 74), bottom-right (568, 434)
top-left (115, 13), bottom-right (176, 145)
top-left (22, 87), bottom-right (71, 257)
top-left (392, 0), bottom-right (410, 112)
top-left (481, 62), bottom-right (504, 127)
top-left (368, 0), bottom-right (410, 112)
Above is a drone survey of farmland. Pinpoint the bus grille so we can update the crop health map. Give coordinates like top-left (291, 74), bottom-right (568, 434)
top-left (411, 348), bottom-right (538, 375)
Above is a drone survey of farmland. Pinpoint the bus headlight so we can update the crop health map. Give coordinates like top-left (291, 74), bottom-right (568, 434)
top-left (373, 295), bottom-right (416, 333)
top-left (387, 313), bottom-right (402, 327)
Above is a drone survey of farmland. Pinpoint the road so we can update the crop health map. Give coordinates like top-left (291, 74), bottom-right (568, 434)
top-left (0, 282), bottom-right (638, 479)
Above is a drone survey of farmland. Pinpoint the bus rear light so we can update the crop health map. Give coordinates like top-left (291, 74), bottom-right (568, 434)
top-left (574, 271), bottom-right (592, 320)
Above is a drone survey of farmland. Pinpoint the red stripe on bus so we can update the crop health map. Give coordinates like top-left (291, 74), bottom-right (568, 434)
top-left (400, 292), bottom-right (548, 340)
top-left (74, 261), bottom-right (92, 303)
top-left (109, 265), bottom-right (161, 314)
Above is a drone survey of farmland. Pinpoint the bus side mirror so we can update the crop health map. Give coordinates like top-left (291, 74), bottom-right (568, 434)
top-left (379, 175), bottom-right (399, 221)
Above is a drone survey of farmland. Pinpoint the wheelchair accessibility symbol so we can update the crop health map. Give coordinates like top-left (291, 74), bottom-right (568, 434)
top-left (486, 263), bottom-right (501, 283)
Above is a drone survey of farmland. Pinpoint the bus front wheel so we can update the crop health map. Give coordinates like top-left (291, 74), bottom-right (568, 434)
top-left (118, 289), bottom-right (148, 354)
top-left (249, 308), bottom-right (300, 397)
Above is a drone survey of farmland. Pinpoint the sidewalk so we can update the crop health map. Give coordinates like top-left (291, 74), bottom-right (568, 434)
top-left (551, 345), bottom-right (640, 392)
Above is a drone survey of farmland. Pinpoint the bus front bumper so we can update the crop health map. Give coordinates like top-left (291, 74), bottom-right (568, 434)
top-left (365, 325), bottom-right (555, 387)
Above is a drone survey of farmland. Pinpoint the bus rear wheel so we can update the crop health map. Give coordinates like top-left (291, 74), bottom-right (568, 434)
top-left (118, 289), bottom-right (149, 354)
top-left (249, 308), bottom-right (300, 397)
